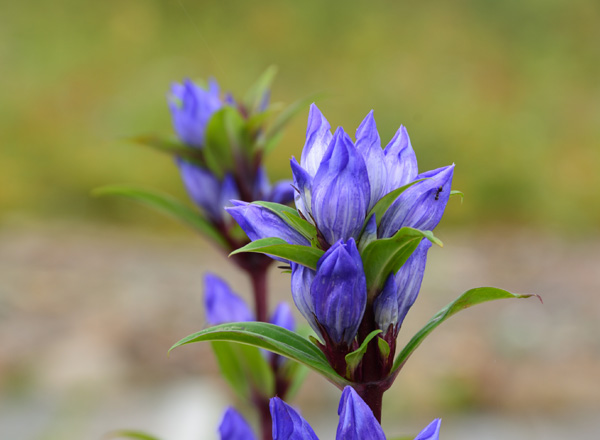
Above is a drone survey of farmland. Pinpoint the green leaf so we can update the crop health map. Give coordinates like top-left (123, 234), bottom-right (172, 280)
top-left (211, 342), bottom-right (274, 399)
top-left (92, 185), bottom-right (228, 248)
top-left (361, 227), bottom-right (442, 300)
top-left (261, 93), bottom-right (323, 154)
top-left (129, 134), bottom-right (202, 163)
top-left (170, 322), bottom-right (349, 387)
top-left (345, 329), bottom-right (382, 376)
top-left (244, 65), bottom-right (278, 114)
top-left (203, 107), bottom-right (247, 176)
top-left (252, 200), bottom-right (317, 241)
top-left (450, 189), bottom-right (464, 203)
top-left (230, 237), bottom-right (323, 269)
top-left (366, 179), bottom-right (426, 228)
top-left (377, 337), bottom-right (390, 361)
top-left (392, 287), bottom-right (542, 373)
top-left (106, 430), bottom-right (162, 440)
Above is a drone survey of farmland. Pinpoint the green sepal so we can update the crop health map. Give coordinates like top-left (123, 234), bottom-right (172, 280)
top-left (344, 329), bottom-right (382, 377)
top-left (251, 201), bottom-right (317, 242)
top-left (365, 179), bottom-right (426, 228)
top-left (92, 185), bottom-right (228, 248)
top-left (211, 341), bottom-right (274, 399)
top-left (361, 227), bottom-right (442, 300)
top-left (377, 337), bottom-right (391, 361)
top-left (203, 107), bottom-right (248, 176)
top-left (170, 322), bottom-right (349, 388)
top-left (230, 237), bottom-right (323, 269)
top-left (392, 287), bottom-right (542, 373)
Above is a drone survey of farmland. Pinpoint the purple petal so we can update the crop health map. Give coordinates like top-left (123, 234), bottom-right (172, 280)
top-left (290, 263), bottom-right (320, 337)
top-left (379, 164), bottom-right (455, 238)
top-left (177, 159), bottom-right (223, 223)
top-left (373, 274), bottom-right (400, 333)
top-left (253, 166), bottom-right (272, 200)
top-left (270, 302), bottom-right (296, 332)
top-left (311, 127), bottom-right (370, 245)
top-left (270, 397), bottom-right (320, 440)
top-left (218, 407), bottom-right (256, 440)
top-left (204, 274), bottom-right (253, 325)
top-left (355, 110), bottom-right (387, 210)
top-left (414, 419), bottom-right (441, 440)
top-left (290, 157), bottom-right (314, 222)
top-left (301, 104), bottom-right (333, 176)
top-left (311, 239), bottom-right (366, 346)
top-left (396, 239), bottom-right (432, 327)
top-left (383, 126), bottom-right (418, 192)
top-left (269, 180), bottom-right (295, 205)
top-left (336, 387), bottom-right (386, 440)
top-left (226, 202), bottom-right (310, 246)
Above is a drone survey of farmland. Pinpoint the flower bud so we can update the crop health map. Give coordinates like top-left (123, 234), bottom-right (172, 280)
top-left (373, 274), bottom-right (400, 333)
top-left (383, 125), bottom-right (418, 191)
top-left (337, 387), bottom-right (386, 440)
top-left (204, 274), bottom-right (253, 325)
top-left (379, 164), bottom-right (455, 238)
top-left (168, 79), bottom-right (222, 148)
top-left (311, 239), bottom-right (366, 346)
top-left (301, 103), bottom-right (333, 177)
top-left (290, 263), bottom-right (319, 336)
top-left (355, 110), bottom-right (387, 211)
top-left (218, 407), bottom-right (256, 440)
top-left (311, 128), bottom-right (371, 245)
top-left (270, 397), bottom-right (319, 440)
top-left (414, 419), bottom-right (441, 440)
top-left (396, 239), bottom-right (432, 327)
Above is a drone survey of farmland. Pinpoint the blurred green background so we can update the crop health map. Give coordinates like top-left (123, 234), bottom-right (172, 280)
top-left (2, 1), bottom-right (600, 439)
top-left (2, 0), bottom-right (599, 233)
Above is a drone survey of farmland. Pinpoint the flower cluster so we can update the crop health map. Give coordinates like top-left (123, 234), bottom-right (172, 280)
top-left (219, 386), bottom-right (441, 440)
top-left (169, 78), bottom-right (294, 227)
top-left (228, 105), bottom-right (454, 379)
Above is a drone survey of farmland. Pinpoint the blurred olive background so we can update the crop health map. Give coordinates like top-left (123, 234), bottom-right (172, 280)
top-left (1, 0), bottom-right (599, 439)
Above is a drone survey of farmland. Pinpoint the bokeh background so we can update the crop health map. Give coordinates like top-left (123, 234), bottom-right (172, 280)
top-left (1, 0), bottom-right (599, 439)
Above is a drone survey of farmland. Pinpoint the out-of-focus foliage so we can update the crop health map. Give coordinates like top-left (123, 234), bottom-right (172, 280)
top-left (1, 0), bottom-right (599, 233)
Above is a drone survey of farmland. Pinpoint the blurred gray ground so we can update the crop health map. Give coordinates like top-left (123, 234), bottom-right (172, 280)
top-left (1, 223), bottom-right (599, 440)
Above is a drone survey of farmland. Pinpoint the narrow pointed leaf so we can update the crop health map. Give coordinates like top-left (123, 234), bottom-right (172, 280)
top-left (366, 179), bottom-right (426, 228)
top-left (230, 237), bottom-right (323, 269)
top-left (203, 107), bottom-right (248, 176)
top-left (450, 190), bottom-right (464, 202)
top-left (92, 185), bottom-right (227, 247)
top-left (170, 322), bottom-right (349, 387)
top-left (107, 431), bottom-right (162, 440)
top-left (377, 337), bottom-right (391, 361)
top-left (361, 227), bottom-right (442, 300)
top-left (251, 201), bottom-right (317, 241)
top-left (244, 65), bottom-right (278, 113)
top-left (392, 287), bottom-right (542, 373)
top-left (129, 134), bottom-right (203, 163)
top-left (345, 329), bottom-right (382, 376)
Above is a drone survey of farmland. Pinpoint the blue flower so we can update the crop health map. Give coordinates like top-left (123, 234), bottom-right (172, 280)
top-left (218, 407), bottom-right (256, 440)
top-left (178, 158), bottom-right (240, 224)
top-left (269, 386), bottom-right (441, 440)
top-left (204, 274), bottom-right (253, 325)
top-left (373, 239), bottom-right (432, 334)
top-left (169, 78), bottom-right (223, 148)
top-left (291, 239), bottom-right (366, 347)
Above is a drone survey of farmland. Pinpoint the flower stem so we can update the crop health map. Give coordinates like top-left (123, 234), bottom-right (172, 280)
top-left (250, 264), bottom-right (269, 323)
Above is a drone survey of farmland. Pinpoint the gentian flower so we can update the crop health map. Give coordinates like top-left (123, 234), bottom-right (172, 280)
top-left (291, 239), bottom-right (366, 348)
top-left (205, 273), bottom-right (295, 330)
top-left (169, 78), bottom-right (223, 148)
top-left (270, 386), bottom-right (441, 440)
top-left (218, 407), bottom-right (256, 440)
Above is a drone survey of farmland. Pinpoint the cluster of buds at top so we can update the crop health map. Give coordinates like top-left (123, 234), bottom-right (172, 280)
top-left (228, 104), bottom-right (454, 384)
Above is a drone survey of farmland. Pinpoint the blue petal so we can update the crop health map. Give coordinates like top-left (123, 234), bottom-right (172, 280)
top-left (373, 274), bottom-right (400, 333)
top-left (413, 419), bottom-right (441, 440)
top-left (290, 157), bottom-right (314, 222)
top-left (204, 274), bottom-right (253, 325)
top-left (355, 110), bottom-right (387, 210)
top-left (336, 387), bottom-right (386, 440)
top-left (379, 164), bottom-right (455, 238)
top-left (270, 302), bottom-right (296, 332)
top-left (311, 127), bottom-right (371, 245)
top-left (290, 263), bottom-right (320, 337)
top-left (301, 104), bottom-right (333, 176)
top-left (218, 407), bottom-right (257, 440)
top-left (396, 239), bottom-right (432, 327)
top-left (311, 239), bottom-right (366, 346)
top-left (358, 214), bottom-right (377, 252)
top-left (270, 397), bottom-right (320, 440)
top-left (177, 159), bottom-right (224, 223)
top-left (168, 79), bottom-right (222, 147)
top-left (220, 173), bottom-right (241, 223)
top-left (269, 180), bottom-right (295, 205)
top-left (252, 166), bottom-right (272, 201)
top-left (383, 126), bottom-right (418, 192)
top-left (226, 202), bottom-right (310, 246)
